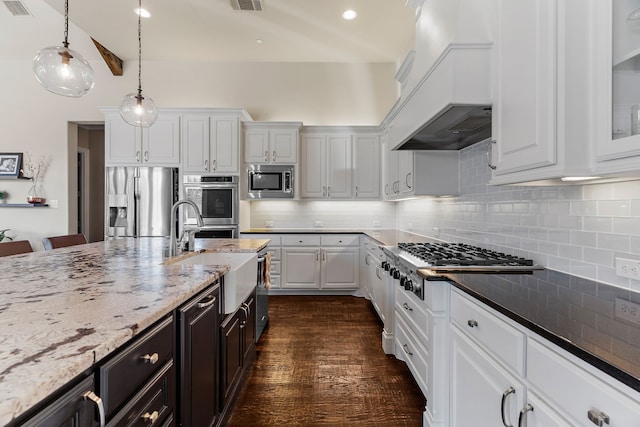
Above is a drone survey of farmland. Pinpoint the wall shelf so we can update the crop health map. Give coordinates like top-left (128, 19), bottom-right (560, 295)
top-left (0, 203), bottom-right (49, 208)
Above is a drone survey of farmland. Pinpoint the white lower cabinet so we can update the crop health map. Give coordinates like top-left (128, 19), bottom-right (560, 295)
top-left (450, 327), bottom-right (525, 427)
top-left (281, 247), bottom-right (321, 289)
top-left (364, 239), bottom-right (385, 322)
top-left (448, 288), bottom-right (640, 427)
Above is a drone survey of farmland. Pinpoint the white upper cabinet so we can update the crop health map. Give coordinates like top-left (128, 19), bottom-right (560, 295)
top-left (243, 122), bottom-right (301, 165)
top-left (594, 0), bottom-right (640, 175)
top-left (182, 110), bottom-right (248, 175)
top-left (353, 134), bottom-right (381, 199)
top-left (104, 110), bottom-right (180, 166)
top-left (489, 0), bottom-right (598, 185)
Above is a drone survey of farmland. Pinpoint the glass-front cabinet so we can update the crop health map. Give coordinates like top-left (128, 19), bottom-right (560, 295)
top-left (596, 0), bottom-right (640, 172)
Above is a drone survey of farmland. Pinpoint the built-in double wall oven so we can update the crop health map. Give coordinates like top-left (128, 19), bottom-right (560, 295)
top-left (183, 175), bottom-right (239, 238)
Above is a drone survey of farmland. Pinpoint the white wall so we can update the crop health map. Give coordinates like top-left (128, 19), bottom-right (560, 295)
top-left (0, 57), bottom-right (399, 248)
top-left (396, 140), bottom-right (640, 292)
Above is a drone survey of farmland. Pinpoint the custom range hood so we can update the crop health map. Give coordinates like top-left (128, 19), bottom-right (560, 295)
top-left (390, 44), bottom-right (493, 151)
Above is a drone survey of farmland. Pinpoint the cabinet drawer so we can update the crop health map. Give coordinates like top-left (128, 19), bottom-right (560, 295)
top-left (269, 274), bottom-right (281, 288)
top-left (281, 235), bottom-right (321, 246)
top-left (320, 234), bottom-right (359, 247)
top-left (527, 337), bottom-right (640, 427)
top-left (99, 316), bottom-right (175, 419)
top-left (270, 260), bottom-right (281, 275)
top-left (267, 247), bottom-right (281, 261)
top-left (107, 361), bottom-right (175, 427)
top-left (395, 314), bottom-right (428, 398)
top-left (395, 286), bottom-right (429, 348)
top-left (450, 289), bottom-right (524, 375)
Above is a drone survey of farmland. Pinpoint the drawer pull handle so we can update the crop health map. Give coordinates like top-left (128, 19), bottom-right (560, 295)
top-left (403, 302), bottom-right (413, 312)
top-left (501, 387), bottom-right (515, 427)
top-left (402, 344), bottom-right (413, 356)
top-left (587, 409), bottom-right (610, 426)
top-left (141, 353), bottom-right (159, 365)
top-left (197, 295), bottom-right (216, 308)
top-left (467, 319), bottom-right (479, 328)
top-left (83, 391), bottom-right (105, 427)
top-left (141, 410), bottom-right (160, 424)
top-left (517, 404), bottom-right (534, 427)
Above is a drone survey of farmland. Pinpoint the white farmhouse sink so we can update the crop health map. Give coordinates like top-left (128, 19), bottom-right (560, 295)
top-left (175, 252), bottom-right (258, 314)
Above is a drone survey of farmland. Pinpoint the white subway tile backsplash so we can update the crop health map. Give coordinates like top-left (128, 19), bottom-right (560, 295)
top-left (584, 183), bottom-right (614, 200)
top-left (570, 200), bottom-right (598, 216)
top-left (584, 216), bottom-right (613, 232)
top-left (612, 180), bottom-right (640, 199)
top-left (612, 218), bottom-right (640, 236)
top-left (571, 230), bottom-right (597, 247)
top-left (598, 233), bottom-right (630, 252)
top-left (598, 200), bottom-right (632, 217)
top-left (583, 248), bottom-right (614, 267)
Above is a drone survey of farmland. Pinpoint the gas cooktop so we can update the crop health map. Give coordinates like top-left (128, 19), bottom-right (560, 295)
top-left (396, 242), bottom-right (543, 273)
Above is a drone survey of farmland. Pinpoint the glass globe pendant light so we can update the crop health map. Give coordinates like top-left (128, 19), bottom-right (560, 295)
top-left (120, 0), bottom-right (157, 127)
top-left (33, 0), bottom-right (94, 97)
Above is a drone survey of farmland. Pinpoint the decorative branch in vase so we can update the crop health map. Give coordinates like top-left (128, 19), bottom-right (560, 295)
top-left (22, 153), bottom-right (49, 204)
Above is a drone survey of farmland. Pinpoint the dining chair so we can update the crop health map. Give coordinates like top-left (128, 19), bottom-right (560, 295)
top-left (42, 233), bottom-right (87, 250)
top-left (0, 240), bottom-right (33, 257)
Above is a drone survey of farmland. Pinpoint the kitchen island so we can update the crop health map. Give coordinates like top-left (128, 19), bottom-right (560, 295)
top-left (0, 237), bottom-right (268, 426)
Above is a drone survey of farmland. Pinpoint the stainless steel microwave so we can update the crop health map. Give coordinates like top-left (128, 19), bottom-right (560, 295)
top-left (247, 164), bottom-right (294, 199)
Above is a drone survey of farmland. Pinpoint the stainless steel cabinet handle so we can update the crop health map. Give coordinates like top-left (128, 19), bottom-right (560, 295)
top-left (501, 387), bottom-right (516, 427)
top-left (587, 409), bottom-right (610, 426)
top-left (141, 410), bottom-right (159, 424)
top-left (316, 250), bottom-right (319, 261)
top-left (204, 159), bottom-right (209, 171)
top-left (488, 139), bottom-right (497, 170)
top-left (327, 186), bottom-right (331, 196)
top-left (322, 251), bottom-right (326, 261)
top-left (403, 302), bottom-right (413, 312)
top-left (264, 150), bottom-right (268, 162)
top-left (402, 344), bottom-right (413, 356)
top-left (375, 265), bottom-right (382, 280)
top-left (144, 151), bottom-right (149, 162)
top-left (355, 186), bottom-right (359, 197)
top-left (197, 295), bottom-right (216, 308)
top-left (136, 151), bottom-right (141, 162)
top-left (406, 172), bottom-right (412, 189)
top-left (141, 353), bottom-right (159, 365)
top-left (83, 391), bottom-right (106, 427)
top-left (518, 404), bottom-right (534, 427)
top-left (212, 159), bottom-right (217, 170)
top-left (467, 319), bottom-right (479, 328)
top-left (384, 184), bottom-right (389, 195)
top-left (272, 150), bottom-right (276, 162)
top-left (365, 254), bottom-right (370, 265)
top-left (323, 186), bottom-right (327, 197)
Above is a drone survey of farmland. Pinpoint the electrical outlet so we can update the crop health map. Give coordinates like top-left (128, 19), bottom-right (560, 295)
top-left (433, 227), bottom-right (440, 237)
top-left (49, 199), bottom-right (59, 208)
top-left (615, 257), bottom-right (640, 279)
top-left (615, 298), bottom-right (640, 325)
top-left (372, 220), bottom-right (381, 228)
top-left (264, 220), bottom-right (274, 228)
top-left (314, 220), bottom-right (324, 228)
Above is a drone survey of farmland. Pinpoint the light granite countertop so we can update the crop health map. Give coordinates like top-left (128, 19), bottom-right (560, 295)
top-left (0, 237), bottom-right (269, 426)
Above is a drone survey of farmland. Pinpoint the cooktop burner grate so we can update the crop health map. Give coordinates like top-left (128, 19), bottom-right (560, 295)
top-left (397, 242), bottom-right (534, 267)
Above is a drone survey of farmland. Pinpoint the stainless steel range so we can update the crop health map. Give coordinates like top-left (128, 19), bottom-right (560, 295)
top-left (384, 242), bottom-right (543, 300)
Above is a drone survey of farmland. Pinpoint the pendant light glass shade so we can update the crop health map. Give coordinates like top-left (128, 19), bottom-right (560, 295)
top-left (33, 0), bottom-right (94, 97)
top-left (120, 0), bottom-right (157, 127)
top-left (120, 93), bottom-right (158, 127)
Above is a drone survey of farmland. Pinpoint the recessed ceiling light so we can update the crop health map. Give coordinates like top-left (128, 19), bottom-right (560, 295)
top-left (256, 39), bottom-right (264, 44)
top-left (342, 9), bottom-right (357, 20)
top-left (135, 7), bottom-right (151, 18)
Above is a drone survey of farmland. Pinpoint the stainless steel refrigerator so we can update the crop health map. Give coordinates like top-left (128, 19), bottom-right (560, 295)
top-left (105, 167), bottom-right (179, 238)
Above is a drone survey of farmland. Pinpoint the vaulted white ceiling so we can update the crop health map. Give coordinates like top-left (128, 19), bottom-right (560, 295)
top-left (1, 0), bottom-right (416, 63)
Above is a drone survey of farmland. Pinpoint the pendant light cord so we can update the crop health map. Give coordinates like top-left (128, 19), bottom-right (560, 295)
top-left (63, 0), bottom-right (69, 48)
top-left (137, 0), bottom-right (143, 97)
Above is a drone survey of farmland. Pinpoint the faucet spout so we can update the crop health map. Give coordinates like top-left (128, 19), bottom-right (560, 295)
top-left (168, 199), bottom-right (204, 257)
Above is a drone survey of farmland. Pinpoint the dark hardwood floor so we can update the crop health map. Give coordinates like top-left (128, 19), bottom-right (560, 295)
top-left (227, 295), bottom-right (426, 426)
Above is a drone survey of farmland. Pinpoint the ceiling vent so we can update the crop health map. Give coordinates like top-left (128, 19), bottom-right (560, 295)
top-left (230, 0), bottom-right (263, 11)
top-left (3, 0), bottom-right (31, 16)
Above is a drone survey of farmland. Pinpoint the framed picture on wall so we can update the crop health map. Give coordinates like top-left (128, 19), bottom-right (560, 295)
top-left (0, 153), bottom-right (23, 178)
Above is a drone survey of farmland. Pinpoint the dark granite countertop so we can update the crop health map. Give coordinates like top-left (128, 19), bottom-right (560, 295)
top-left (435, 269), bottom-right (640, 393)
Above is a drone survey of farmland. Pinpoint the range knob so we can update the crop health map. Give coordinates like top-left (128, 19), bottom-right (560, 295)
top-left (400, 276), bottom-right (406, 287)
top-left (392, 269), bottom-right (400, 279)
top-left (382, 261), bottom-right (390, 271)
top-left (404, 279), bottom-right (414, 291)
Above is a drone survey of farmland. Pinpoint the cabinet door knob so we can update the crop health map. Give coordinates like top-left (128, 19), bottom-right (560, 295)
top-left (141, 353), bottom-right (159, 364)
top-left (467, 319), bottom-right (479, 328)
top-left (517, 404), bottom-right (534, 427)
top-left (587, 409), bottom-right (610, 426)
top-left (141, 410), bottom-right (160, 424)
top-left (501, 387), bottom-right (516, 427)
top-left (83, 391), bottom-right (106, 427)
